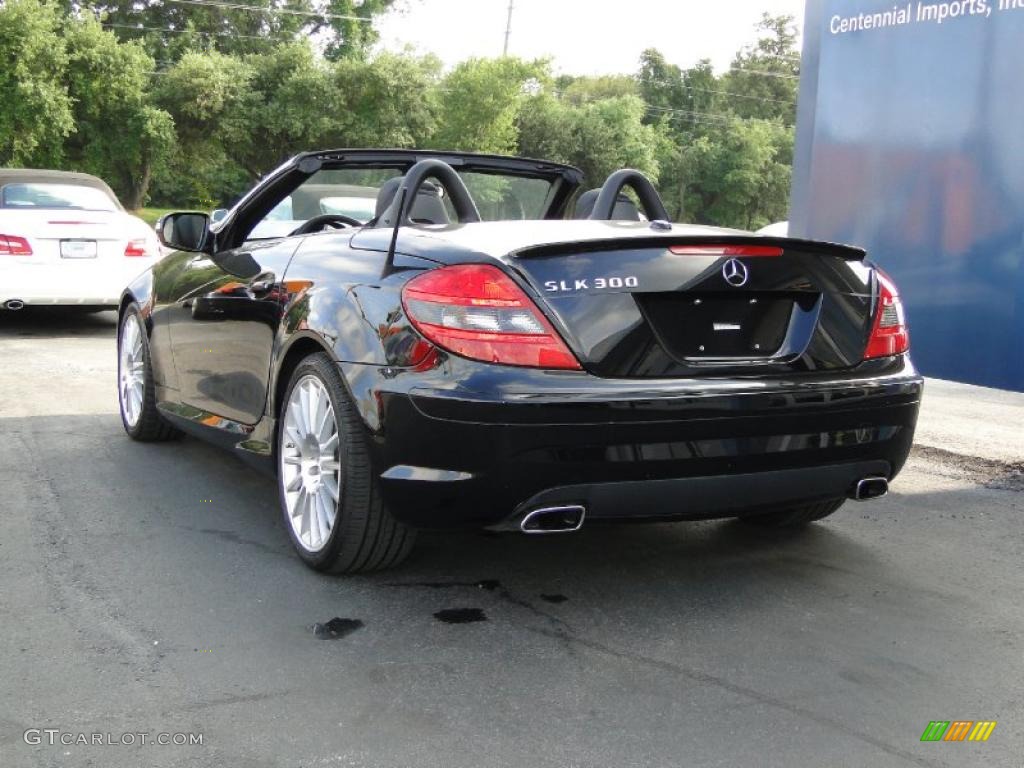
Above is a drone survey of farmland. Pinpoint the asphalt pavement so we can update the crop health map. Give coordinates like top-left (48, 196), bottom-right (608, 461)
top-left (0, 308), bottom-right (1021, 768)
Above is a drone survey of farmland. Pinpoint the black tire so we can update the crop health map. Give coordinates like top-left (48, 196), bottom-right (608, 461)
top-left (117, 304), bottom-right (179, 442)
top-left (740, 498), bottom-right (846, 528)
top-left (277, 352), bottom-right (415, 574)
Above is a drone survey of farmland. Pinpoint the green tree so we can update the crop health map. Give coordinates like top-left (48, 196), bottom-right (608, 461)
top-left (638, 48), bottom-right (686, 121)
top-left (150, 43), bottom-right (442, 205)
top-left (64, 18), bottom-right (175, 207)
top-left (638, 50), bottom-right (722, 141)
top-left (515, 93), bottom-right (574, 163)
top-left (518, 93), bottom-right (662, 187)
top-left (570, 96), bottom-right (662, 185)
top-left (322, 0), bottom-right (397, 61)
top-left (430, 57), bottom-right (546, 154)
top-left (70, 0), bottom-right (398, 62)
top-left (71, 0), bottom-right (315, 59)
top-left (720, 13), bottom-right (800, 124)
top-left (329, 52), bottom-right (441, 147)
top-left (0, 0), bottom-right (73, 166)
top-left (635, 15), bottom-right (800, 226)
top-left (153, 49), bottom-right (254, 205)
top-left (237, 42), bottom-right (332, 175)
top-left (558, 73), bottom-right (637, 106)
top-left (678, 118), bottom-right (792, 230)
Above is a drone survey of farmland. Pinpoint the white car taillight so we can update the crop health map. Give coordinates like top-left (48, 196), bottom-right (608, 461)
top-left (124, 238), bottom-right (154, 258)
top-left (0, 234), bottom-right (32, 256)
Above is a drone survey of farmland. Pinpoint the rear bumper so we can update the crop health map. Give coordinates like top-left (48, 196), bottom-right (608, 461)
top-left (4, 297), bottom-right (120, 307)
top-left (351, 358), bottom-right (923, 529)
top-left (490, 460), bottom-right (891, 530)
top-left (2, 259), bottom-right (154, 306)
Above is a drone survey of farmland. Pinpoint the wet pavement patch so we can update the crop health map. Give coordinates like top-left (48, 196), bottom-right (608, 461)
top-left (540, 594), bottom-right (568, 604)
top-left (433, 608), bottom-right (487, 624)
top-left (312, 618), bottom-right (364, 639)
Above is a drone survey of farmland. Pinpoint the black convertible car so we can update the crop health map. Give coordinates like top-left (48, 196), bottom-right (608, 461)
top-left (119, 149), bottom-right (921, 572)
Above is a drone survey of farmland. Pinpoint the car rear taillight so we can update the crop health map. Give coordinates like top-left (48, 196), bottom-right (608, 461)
top-left (864, 269), bottom-right (909, 359)
top-left (124, 239), bottom-right (152, 257)
top-left (0, 234), bottom-right (32, 255)
top-left (402, 264), bottom-right (581, 370)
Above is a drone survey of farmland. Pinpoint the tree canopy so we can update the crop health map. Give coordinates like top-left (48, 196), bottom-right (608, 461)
top-left (0, 3), bottom-right (800, 229)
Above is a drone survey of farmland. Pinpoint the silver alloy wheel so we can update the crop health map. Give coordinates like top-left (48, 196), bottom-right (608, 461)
top-left (118, 312), bottom-right (146, 427)
top-left (279, 375), bottom-right (342, 553)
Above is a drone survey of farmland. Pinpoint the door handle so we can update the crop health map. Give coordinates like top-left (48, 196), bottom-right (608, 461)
top-left (250, 273), bottom-right (277, 296)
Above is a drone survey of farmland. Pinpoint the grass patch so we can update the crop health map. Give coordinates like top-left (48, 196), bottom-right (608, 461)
top-left (130, 207), bottom-right (180, 226)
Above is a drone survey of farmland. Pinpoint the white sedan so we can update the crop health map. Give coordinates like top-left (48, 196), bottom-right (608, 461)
top-left (757, 220), bottom-right (790, 237)
top-left (0, 169), bottom-right (161, 311)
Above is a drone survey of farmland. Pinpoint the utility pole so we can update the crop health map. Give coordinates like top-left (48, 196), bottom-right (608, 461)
top-left (502, 0), bottom-right (514, 56)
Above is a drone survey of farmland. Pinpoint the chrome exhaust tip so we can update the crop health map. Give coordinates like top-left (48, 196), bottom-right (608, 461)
top-left (520, 505), bottom-right (586, 534)
top-left (851, 476), bottom-right (889, 501)
top-left (4, 299), bottom-right (25, 311)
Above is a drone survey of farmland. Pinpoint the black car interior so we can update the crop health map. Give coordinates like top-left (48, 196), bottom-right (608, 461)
top-left (219, 154), bottom-right (672, 247)
top-left (374, 159), bottom-right (482, 229)
top-left (573, 189), bottom-right (642, 220)
top-left (374, 177), bottom-right (450, 226)
top-left (369, 160), bottom-right (670, 229)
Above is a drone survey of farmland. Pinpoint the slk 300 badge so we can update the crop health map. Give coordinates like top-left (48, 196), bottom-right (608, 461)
top-left (544, 276), bottom-right (640, 292)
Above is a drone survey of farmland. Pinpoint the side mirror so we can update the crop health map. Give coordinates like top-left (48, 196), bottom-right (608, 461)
top-left (210, 208), bottom-right (228, 224)
top-left (157, 212), bottom-right (211, 252)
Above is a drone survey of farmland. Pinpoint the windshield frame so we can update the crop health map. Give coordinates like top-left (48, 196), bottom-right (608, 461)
top-left (212, 149), bottom-right (584, 251)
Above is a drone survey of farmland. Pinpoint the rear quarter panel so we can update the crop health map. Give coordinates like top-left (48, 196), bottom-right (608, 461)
top-left (268, 233), bottom-right (440, 418)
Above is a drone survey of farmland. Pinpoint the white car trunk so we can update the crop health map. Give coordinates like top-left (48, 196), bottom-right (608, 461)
top-left (1, 209), bottom-right (160, 306)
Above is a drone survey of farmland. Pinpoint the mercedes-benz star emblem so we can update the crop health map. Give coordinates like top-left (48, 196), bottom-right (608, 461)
top-left (722, 258), bottom-right (749, 287)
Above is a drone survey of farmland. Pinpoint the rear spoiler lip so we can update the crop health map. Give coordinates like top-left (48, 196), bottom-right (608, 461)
top-left (752, 236), bottom-right (866, 260)
top-left (511, 235), bottom-right (867, 261)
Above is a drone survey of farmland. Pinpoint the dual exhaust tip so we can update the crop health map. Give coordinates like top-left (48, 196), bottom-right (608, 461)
top-left (3, 299), bottom-right (25, 311)
top-left (850, 476), bottom-right (889, 501)
top-left (516, 477), bottom-right (888, 533)
top-left (520, 505), bottom-right (586, 534)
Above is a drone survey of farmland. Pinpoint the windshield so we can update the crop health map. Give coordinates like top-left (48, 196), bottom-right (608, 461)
top-left (0, 182), bottom-right (119, 211)
top-left (247, 166), bottom-right (556, 240)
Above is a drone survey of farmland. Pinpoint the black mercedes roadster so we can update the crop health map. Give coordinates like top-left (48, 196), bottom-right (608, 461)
top-left (119, 149), bottom-right (921, 572)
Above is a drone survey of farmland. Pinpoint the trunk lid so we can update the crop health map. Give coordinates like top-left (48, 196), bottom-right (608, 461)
top-left (0, 209), bottom-right (152, 262)
top-left (504, 236), bottom-right (874, 378)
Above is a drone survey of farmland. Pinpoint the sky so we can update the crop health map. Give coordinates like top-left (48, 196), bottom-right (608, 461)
top-left (375, 0), bottom-right (807, 76)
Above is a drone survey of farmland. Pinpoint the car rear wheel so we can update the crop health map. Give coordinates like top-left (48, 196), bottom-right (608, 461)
top-left (118, 304), bottom-right (179, 441)
top-left (277, 352), bottom-right (415, 573)
top-left (740, 498), bottom-right (846, 527)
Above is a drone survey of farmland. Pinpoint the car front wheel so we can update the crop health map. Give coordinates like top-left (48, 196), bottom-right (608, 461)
top-left (277, 352), bottom-right (415, 573)
top-left (117, 304), bottom-right (179, 441)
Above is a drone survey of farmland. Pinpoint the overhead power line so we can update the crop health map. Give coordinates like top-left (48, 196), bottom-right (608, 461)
top-left (104, 21), bottom-right (294, 43)
top-left (640, 77), bottom-right (795, 106)
top-left (645, 105), bottom-right (736, 125)
top-left (727, 65), bottom-right (799, 80)
top-left (166, 0), bottom-right (373, 22)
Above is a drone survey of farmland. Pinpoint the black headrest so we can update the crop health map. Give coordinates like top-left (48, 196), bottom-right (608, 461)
top-left (573, 189), bottom-right (641, 221)
top-left (374, 176), bottom-right (450, 225)
top-left (374, 177), bottom-right (402, 218)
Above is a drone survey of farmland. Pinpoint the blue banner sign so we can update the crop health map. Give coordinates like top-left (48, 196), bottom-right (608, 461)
top-left (792, 0), bottom-right (1024, 391)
